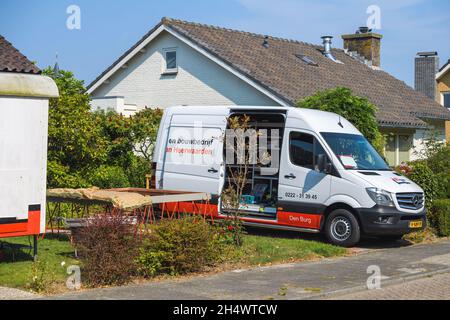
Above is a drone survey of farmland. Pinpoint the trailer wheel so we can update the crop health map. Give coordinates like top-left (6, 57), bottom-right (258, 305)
top-left (325, 209), bottom-right (360, 247)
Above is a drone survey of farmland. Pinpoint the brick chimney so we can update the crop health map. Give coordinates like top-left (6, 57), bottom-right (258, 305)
top-left (341, 27), bottom-right (382, 67)
top-left (414, 52), bottom-right (439, 100)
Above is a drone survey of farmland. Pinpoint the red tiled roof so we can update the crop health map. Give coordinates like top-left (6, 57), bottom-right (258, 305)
top-left (0, 35), bottom-right (40, 74)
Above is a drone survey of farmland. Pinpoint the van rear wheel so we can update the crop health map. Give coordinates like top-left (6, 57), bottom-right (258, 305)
top-left (325, 209), bottom-right (360, 247)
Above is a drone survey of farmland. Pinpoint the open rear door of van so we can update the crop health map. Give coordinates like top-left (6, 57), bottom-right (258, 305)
top-left (158, 113), bottom-right (228, 196)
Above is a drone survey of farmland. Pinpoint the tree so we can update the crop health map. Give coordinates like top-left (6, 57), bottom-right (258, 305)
top-left (43, 68), bottom-right (107, 188)
top-left (130, 108), bottom-right (163, 162)
top-left (296, 87), bottom-right (385, 153)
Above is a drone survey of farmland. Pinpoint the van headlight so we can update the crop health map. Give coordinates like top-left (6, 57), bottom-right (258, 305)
top-left (366, 188), bottom-right (395, 207)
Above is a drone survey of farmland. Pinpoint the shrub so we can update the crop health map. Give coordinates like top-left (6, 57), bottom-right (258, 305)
top-left (127, 156), bottom-right (151, 188)
top-left (398, 160), bottom-right (442, 211)
top-left (296, 87), bottom-right (385, 154)
top-left (429, 199), bottom-right (450, 237)
top-left (74, 213), bottom-right (140, 287)
top-left (137, 217), bottom-right (223, 276)
top-left (87, 165), bottom-right (130, 189)
top-left (28, 260), bottom-right (56, 293)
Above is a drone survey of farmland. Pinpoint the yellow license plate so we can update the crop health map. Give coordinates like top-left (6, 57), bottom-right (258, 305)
top-left (409, 220), bottom-right (423, 228)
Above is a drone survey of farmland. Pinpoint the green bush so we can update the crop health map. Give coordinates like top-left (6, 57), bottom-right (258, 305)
top-left (296, 87), bottom-right (385, 154)
top-left (402, 161), bottom-right (442, 211)
top-left (87, 165), bottom-right (130, 189)
top-left (429, 199), bottom-right (450, 237)
top-left (127, 156), bottom-right (151, 188)
top-left (137, 217), bottom-right (224, 276)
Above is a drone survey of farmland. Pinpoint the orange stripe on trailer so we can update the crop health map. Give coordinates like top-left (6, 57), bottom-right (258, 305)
top-left (0, 210), bottom-right (41, 239)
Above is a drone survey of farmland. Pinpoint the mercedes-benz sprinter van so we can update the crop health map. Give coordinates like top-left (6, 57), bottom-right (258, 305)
top-left (153, 106), bottom-right (426, 247)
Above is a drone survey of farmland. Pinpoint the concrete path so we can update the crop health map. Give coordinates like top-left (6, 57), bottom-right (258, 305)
top-left (47, 239), bottom-right (450, 300)
top-left (327, 271), bottom-right (450, 300)
top-left (0, 287), bottom-right (38, 300)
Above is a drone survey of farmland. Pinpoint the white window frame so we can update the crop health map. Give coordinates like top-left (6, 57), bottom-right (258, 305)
top-left (162, 47), bottom-right (178, 74)
top-left (440, 91), bottom-right (450, 109)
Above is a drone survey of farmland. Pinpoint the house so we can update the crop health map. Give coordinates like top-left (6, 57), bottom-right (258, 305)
top-left (87, 17), bottom-right (450, 166)
top-left (0, 35), bottom-right (58, 246)
top-left (435, 58), bottom-right (450, 141)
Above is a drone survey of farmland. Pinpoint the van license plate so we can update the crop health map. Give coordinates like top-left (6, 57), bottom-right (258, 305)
top-left (409, 220), bottom-right (423, 228)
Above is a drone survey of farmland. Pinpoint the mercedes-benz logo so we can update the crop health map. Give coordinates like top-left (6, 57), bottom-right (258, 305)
top-left (412, 195), bottom-right (420, 207)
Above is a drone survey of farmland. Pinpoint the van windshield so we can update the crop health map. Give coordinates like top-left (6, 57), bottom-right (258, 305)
top-left (321, 132), bottom-right (389, 170)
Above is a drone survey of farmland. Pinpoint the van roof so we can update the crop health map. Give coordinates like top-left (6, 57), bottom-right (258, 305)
top-left (165, 105), bottom-right (361, 135)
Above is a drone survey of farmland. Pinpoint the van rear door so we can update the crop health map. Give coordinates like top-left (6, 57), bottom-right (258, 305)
top-left (158, 113), bottom-right (227, 195)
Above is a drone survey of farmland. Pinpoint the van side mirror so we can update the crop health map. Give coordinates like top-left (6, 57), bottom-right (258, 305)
top-left (317, 154), bottom-right (332, 174)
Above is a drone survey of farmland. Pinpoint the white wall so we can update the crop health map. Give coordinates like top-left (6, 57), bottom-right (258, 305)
top-left (0, 96), bottom-right (48, 232)
top-left (91, 96), bottom-right (137, 117)
top-left (411, 122), bottom-right (446, 161)
top-left (90, 31), bottom-right (278, 109)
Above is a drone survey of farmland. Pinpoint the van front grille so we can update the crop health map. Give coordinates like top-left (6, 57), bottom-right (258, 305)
top-left (396, 193), bottom-right (424, 210)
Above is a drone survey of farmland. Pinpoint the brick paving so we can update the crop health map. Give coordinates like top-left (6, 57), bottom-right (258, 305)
top-left (328, 272), bottom-right (450, 300)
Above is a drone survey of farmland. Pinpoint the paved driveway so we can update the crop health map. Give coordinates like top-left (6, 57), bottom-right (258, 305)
top-left (47, 239), bottom-right (450, 300)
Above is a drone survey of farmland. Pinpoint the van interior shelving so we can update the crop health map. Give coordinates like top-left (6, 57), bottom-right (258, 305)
top-left (221, 110), bottom-right (286, 220)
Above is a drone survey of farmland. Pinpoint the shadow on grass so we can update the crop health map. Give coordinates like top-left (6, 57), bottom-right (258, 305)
top-left (243, 226), bottom-right (412, 250)
top-left (0, 241), bottom-right (33, 263)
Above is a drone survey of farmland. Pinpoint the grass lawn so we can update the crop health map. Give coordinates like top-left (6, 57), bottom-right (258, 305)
top-left (238, 231), bottom-right (347, 265)
top-left (0, 234), bottom-right (78, 291)
top-left (0, 229), bottom-right (346, 293)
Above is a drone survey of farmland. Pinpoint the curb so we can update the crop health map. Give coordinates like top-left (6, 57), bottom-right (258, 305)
top-left (293, 267), bottom-right (450, 300)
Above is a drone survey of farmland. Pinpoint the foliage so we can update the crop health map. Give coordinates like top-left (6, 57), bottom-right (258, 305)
top-left (396, 161), bottom-right (442, 211)
top-left (87, 165), bottom-right (130, 189)
top-left (429, 199), bottom-right (450, 237)
top-left (137, 217), bottom-right (224, 276)
top-left (43, 68), bottom-right (107, 188)
top-left (419, 139), bottom-right (450, 199)
top-left (127, 156), bottom-right (151, 188)
top-left (130, 108), bottom-right (163, 162)
top-left (296, 87), bottom-right (385, 153)
top-left (73, 213), bottom-right (140, 287)
top-left (44, 67), bottom-right (163, 189)
top-left (29, 259), bottom-right (56, 293)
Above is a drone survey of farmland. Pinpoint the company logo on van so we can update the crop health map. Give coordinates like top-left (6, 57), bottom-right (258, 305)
top-left (391, 177), bottom-right (410, 185)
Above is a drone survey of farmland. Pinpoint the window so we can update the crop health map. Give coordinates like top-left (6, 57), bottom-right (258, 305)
top-left (383, 133), bottom-right (413, 167)
top-left (289, 132), bottom-right (327, 169)
top-left (443, 92), bottom-right (450, 108)
top-left (163, 48), bottom-right (177, 74)
top-left (321, 132), bottom-right (389, 170)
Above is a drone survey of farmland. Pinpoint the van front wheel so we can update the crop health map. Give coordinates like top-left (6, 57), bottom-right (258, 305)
top-left (325, 209), bottom-right (360, 247)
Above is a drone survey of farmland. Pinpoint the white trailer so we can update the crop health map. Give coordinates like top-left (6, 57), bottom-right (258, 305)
top-left (0, 72), bottom-right (58, 255)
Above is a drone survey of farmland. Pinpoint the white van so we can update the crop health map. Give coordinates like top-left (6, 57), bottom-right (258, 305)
top-left (153, 106), bottom-right (426, 247)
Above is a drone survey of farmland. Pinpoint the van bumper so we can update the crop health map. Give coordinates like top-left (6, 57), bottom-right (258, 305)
top-left (356, 205), bottom-right (426, 236)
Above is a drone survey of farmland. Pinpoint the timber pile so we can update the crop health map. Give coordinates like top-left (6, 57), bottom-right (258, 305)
top-left (47, 187), bottom-right (152, 210)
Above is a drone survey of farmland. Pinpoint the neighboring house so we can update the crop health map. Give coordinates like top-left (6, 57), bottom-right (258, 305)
top-left (87, 17), bottom-right (450, 166)
top-left (435, 59), bottom-right (450, 141)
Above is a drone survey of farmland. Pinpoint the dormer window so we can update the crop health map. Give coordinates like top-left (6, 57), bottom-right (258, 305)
top-left (162, 48), bottom-right (178, 74)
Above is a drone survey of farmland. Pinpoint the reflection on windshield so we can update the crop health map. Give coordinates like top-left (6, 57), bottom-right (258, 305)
top-left (321, 132), bottom-right (389, 170)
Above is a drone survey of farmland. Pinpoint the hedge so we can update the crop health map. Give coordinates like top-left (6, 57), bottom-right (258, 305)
top-left (430, 199), bottom-right (450, 237)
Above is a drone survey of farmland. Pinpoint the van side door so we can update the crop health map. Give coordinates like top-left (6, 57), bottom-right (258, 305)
top-left (278, 129), bottom-right (332, 216)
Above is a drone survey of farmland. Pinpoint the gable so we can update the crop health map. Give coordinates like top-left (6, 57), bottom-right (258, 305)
top-left (90, 30), bottom-right (278, 108)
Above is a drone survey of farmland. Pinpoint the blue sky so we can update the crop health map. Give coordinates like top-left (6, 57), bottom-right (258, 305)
top-left (1, 0), bottom-right (449, 87)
